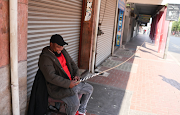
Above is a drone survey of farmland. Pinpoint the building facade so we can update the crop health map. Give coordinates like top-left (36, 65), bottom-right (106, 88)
top-left (0, 0), bottom-right (126, 114)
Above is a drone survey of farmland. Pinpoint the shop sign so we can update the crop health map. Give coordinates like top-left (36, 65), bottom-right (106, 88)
top-left (118, 0), bottom-right (125, 11)
top-left (116, 10), bottom-right (124, 46)
top-left (166, 4), bottom-right (180, 21)
top-left (138, 14), bottom-right (151, 23)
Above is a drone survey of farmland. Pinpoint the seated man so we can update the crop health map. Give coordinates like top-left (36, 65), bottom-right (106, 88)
top-left (39, 34), bottom-right (93, 115)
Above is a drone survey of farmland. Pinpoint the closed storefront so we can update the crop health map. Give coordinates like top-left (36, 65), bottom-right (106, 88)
top-left (27, 0), bottom-right (82, 97)
top-left (95, 0), bottom-right (117, 66)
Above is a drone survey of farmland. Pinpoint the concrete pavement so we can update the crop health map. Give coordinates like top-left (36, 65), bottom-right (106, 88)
top-left (86, 34), bottom-right (180, 115)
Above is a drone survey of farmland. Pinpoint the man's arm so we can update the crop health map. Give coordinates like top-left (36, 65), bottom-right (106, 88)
top-left (69, 80), bottom-right (79, 88)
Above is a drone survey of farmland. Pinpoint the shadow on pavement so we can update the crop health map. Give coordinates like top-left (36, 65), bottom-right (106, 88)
top-left (159, 75), bottom-right (180, 90)
top-left (140, 49), bottom-right (162, 58)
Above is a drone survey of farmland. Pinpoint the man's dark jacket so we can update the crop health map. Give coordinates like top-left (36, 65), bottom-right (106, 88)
top-left (28, 46), bottom-right (80, 115)
top-left (28, 69), bottom-right (48, 115)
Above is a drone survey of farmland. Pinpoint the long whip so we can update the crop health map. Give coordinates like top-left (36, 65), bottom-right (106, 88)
top-left (79, 40), bottom-right (146, 82)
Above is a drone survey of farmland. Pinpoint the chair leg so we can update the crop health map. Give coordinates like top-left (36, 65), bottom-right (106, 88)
top-left (55, 102), bottom-right (61, 110)
top-left (47, 108), bottom-right (67, 115)
top-left (48, 102), bottom-right (67, 115)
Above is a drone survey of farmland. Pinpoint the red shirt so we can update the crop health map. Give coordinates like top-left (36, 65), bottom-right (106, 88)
top-left (56, 54), bottom-right (72, 80)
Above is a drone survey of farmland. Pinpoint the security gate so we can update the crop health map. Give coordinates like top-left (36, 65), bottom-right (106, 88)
top-left (27, 0), bottom-right (82, 97)
top-left (95, 0), bottom-right (117, 66)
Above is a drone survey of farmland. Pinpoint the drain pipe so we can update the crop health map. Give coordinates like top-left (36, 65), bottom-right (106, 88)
top-left (10, 0), bottom-right (20, 115)
top-left (90, 0), bottom-right (101, 73)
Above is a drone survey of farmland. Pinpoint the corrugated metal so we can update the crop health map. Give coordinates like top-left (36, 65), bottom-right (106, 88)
top-left (27, 0), bottom-right (82, 97)
top-left (95, 0), bottom-right (117, 66)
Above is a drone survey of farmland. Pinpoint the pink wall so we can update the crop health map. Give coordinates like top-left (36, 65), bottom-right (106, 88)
top-left (18, 0), bottom-right (28, 62)
top-left (0, 0), bottom-right (9, 67)
top-left (149, 7), bottom-right (170, 53)
top-left (155, 12), bottom-right (163, 47)
top-left (0, 0), bottom-right (28, 67)
top-left (158, 7), bottom-right (169, 53)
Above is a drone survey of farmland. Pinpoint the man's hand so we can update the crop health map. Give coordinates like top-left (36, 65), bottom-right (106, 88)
top-left (69, 80), bottom-right (80, 88)
top-left (73, 76), bottom-right (80, 81)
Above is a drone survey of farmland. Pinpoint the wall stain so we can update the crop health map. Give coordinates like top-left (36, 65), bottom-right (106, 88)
top-left (1, 27), bottom-right (8, 34)
top-left (0, 3), bottom-right (2, 9)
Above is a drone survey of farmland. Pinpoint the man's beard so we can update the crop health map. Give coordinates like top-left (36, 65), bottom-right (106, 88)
top-left (53, 51), bottom-right (61, 57)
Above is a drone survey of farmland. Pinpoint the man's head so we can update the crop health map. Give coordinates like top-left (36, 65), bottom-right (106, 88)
top-left (50, 34), bottom-right (68, 57)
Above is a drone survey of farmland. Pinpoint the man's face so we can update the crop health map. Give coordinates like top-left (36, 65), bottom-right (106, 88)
top-left (50, 43), bottom-right (64, 55)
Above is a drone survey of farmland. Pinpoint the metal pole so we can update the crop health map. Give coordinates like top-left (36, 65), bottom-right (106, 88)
top-left (163, 21), bottom-right (172, 59)
top-left (10, 0), bottom-right (20, 114)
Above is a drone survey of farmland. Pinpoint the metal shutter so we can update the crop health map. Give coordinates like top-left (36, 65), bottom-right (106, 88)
top-left (95, 0), bottom-right (117, 66)
top-left (27, 0), bottom-right (82, 97)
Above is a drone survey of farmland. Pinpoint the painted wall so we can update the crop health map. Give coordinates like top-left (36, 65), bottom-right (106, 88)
top-left (158, 7), bottom-right (169, 53)
top-left (133, 21), bottom-right (138, 37)
top-left (0, 0), bottom-right (12, 114)
top-left (0, 0), bottom-right (9, 67)
top-left (122, 8), bottom-right (135, 44)
top-left (122, 8), bottom-right (130, 44)
top-left (0, 0), bottom-right (28, 114)
top-left (122, 16), bottom-right (130, 44)
top-left (149, 6), bottom-right (170, 53)
top-left (122, 5), bottom-right (139, 44)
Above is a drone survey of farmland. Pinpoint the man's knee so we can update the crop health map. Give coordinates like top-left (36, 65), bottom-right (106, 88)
top-left (90, 84), bottom-right (93, 92)
top-left (87, 83), bottom-right (93, 94)
top-left (71, 103), bottom-right (80, 111)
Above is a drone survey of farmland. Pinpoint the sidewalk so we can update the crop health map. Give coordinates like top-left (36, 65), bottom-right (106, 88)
top-left (86, 34), bottom-right (180, 115)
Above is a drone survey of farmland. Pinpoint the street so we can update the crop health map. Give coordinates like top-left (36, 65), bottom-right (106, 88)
top-left (168, 36), bottom-right (180, 65)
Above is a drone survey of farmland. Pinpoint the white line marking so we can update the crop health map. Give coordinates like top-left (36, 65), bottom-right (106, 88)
top-left (168, 53), bottom-right (180, 67)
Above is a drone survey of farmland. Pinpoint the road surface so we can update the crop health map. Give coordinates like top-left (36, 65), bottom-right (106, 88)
top-left (168, 36), bottom-right (180, 65)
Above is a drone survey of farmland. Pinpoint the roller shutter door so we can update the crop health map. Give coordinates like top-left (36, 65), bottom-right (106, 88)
top-left (95, 0), bottom-right (117, 66)
top-left (27, 0), bottom-right (82, 97)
